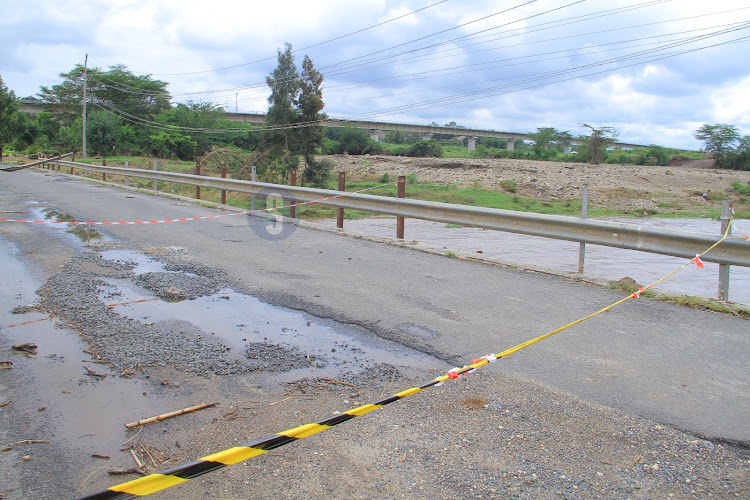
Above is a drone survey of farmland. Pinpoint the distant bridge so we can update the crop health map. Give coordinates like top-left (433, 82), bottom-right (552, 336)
top-left (225, 112), bottom-right (646, 152)
top-left (18, 99), bottom-right (645, 151)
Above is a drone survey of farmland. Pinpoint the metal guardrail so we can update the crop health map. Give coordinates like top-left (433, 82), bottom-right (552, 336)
top-left (0, 152), bottom-right (74, 172)
top-left (45, 160), bottom-right (750, 268)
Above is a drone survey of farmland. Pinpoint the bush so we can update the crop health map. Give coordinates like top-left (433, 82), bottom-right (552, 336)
top-left (304, 157), bottom-right (334, 186)
top-left (406, 173), bottom-right (417, 184)
top-left (335, 128), bottom-right (371, 155)
top-left (149, 132), bottom-right (197, 160)
top-left (719, 151), bottom-right (750, 170)
top-left (402, 140), bottom-right (443, 158)
top-left (501, 179), bottom-right (518, 193)
top-left (380, 173), bottom-right (391, 183)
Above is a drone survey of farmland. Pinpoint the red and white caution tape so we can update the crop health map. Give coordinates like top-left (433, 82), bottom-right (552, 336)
top-left (0, 181), bottom-right (400, 226)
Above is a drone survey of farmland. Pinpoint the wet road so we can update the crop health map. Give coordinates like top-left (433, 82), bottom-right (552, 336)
top-left (1, 168), bottom-right (749, 449)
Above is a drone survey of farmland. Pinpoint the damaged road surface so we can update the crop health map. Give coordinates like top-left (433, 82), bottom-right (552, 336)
top-left (0, 169), bottom-right (748, 499)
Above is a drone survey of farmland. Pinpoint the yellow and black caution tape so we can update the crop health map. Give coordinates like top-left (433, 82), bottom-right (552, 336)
top-left (78, 214), bottom-right (743, 500)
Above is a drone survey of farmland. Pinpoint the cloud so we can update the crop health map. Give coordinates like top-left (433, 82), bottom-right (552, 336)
top-left (2, 0), bottom-right (750, 149)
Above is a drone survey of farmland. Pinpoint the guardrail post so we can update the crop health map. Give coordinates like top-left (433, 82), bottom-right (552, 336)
top-left (195, 163), bottom-right (201, 199)
top-left (718, 200), bottom-right (732, 301)
top-left (397, 175), bottom-right (406, 239)
top-left (102, 158), bottom-right (107, 181)
top-left (124, 159), bottom-right (129, 186)
top-left (221, 165), bottom-right (227, 205)
top-left (290, 168), bottom-right (297, 219)
top-left (153, 161), bottom-right (158, 191)
top-left (337, 172), bottom-right (346, 229)
top-left (578, 188), bottom-right (588, 273)
top-left (251, 166), bottom-right (257, 211)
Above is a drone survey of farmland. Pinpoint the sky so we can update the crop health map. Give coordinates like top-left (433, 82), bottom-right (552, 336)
top-left (2, 0), bottom-right (749, 150)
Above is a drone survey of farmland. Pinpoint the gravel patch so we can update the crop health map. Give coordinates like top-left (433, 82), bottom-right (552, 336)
top-left (244, 341), bottom-right (324, 372)
top-left (35, 252), bottom-right (246, 375)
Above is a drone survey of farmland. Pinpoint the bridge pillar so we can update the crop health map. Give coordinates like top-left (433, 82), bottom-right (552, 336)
top-left (506, 140), bottom-right (515, 151)
top-left (564, 144), bottom-right (571, 154)
top-left (467, 137), bottom-right (477, 152)
top-left (370, 130), bottom-right (382, 142)
top-left (420, 133), bottom-right (432, 141)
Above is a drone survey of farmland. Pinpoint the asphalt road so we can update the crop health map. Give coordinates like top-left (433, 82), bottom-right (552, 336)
top-left (1, 168), bottom-right (748, 446)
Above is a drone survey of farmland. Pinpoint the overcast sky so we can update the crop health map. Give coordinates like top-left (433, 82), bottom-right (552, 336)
top-left (2, 0), bottom-right (749, 149)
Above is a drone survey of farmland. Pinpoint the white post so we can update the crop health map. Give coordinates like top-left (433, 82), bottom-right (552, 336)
top-left (251, 165), bottom-right (257, 211)
top-left (124, 159), bottom-right (129, 186)
top-left (718, 200), bottom-right (732, 301)
top-left (578, 188), bottom-right (588, 274)
top-left (153, 160), bottom-right (158, 191)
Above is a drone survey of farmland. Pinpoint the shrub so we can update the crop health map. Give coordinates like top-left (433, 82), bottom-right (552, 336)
top-left (403, 140), bottom-right (443, 158)
top-left (406, 173), bottom-right (417, 184)
top-left (304, 157), bottom-right (334, 186)
top-left (379, 173), bottom-right (391, 183)
top-left (501, 179), bottom-right (518, 193)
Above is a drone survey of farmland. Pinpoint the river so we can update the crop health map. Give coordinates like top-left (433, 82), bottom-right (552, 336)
top-left (323, 216), bottom-right (750, 306)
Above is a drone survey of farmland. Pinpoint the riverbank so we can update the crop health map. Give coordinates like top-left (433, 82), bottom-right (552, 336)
top-left (326, 155), bottom-right (750, 216)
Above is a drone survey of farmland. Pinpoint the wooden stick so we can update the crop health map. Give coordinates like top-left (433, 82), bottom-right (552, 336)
top-left (124, 402), bottom-right (218, 429)
top-left (319, 377), bottom-right (357, 387)
top-left (108, 468), bottom-right (145, 476)
top-left (130, 449), bottom-right (143, 469)
top-left (83, 365), bottom-right (106, 378)
top-left (140, 446), bottom-right (158, 468)
top-left (269, 396), bottom-right (294, 407)
top-left (12, 440), bottom-right (49, 446)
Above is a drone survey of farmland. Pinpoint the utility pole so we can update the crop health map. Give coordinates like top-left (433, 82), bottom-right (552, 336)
top-left (82, 53), bottom-right (88, 158)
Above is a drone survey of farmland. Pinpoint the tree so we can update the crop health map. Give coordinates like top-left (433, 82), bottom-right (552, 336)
top-left (155, 102), bottom-right (236, 156)
top-left (579, 124), bottom-right (618, 164)
top-left (694, 124), bottom-right (741, 158)
top-left (266, 43), bottom-right (300, 155)
top-left (38, 64), bottom-right (171, 126)
top-left (149, 132), bottom-right (197, 160)
top-left (529, 127), bottom-right (559, 157)
top-left (298, 55), bottom-right (327, 184)
top-left (86, 111), bottom-right (121, 156)
top-left (335, 127), bottom-right (371, 155)
top-left (0, 76), bottom-right (19, 163)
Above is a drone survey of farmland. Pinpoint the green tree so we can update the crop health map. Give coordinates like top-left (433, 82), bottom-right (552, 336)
top-left (529, 127), bottom-right (560, 157)
top-left (0, 76), bottom-right (19, 162)
top-left (154, 102), bottom-right (236, 156)
top-left (86, 111), bottom-right (121, 156)
top-left (266, 43), bottom-right (300, 156)
top-left (694, 124), bottom-right (741, 159)
top-left (149, 132), bottom-right (197, 160)
top-left (335, 127), bottom-right (371, 155)
top-left (298, 55), bottom-right (327, 184)
top-left (579, 124), bottom-right (618, 164)
top-left (38, 64), bottom-right (171, 126)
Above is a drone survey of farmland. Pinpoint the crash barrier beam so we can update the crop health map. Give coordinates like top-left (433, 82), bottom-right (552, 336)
top-left (42, 160), bottom-right (750, 268)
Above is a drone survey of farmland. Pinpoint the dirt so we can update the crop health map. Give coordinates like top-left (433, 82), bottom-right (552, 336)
top-left (327, 155), bottom-right (750, 213)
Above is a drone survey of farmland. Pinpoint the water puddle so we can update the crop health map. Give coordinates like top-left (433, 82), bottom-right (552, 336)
top-left (95, 250), bottom-right (436, 383)
top-left (30, 207), bottom-right (106, 243)
top-left (326, 217), bottom-right (750, 305)
top-left (0, 240), bottom-right (159, 458)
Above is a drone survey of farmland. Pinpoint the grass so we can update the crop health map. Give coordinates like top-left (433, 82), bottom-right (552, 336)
top-left (609, 280), bottom-right (749, 320)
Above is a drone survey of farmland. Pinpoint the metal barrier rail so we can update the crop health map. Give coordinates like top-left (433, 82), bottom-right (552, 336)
top-left (0, 152), bottom-right (74, 172)
top-left (47, 159), bottom-right (750, 267)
